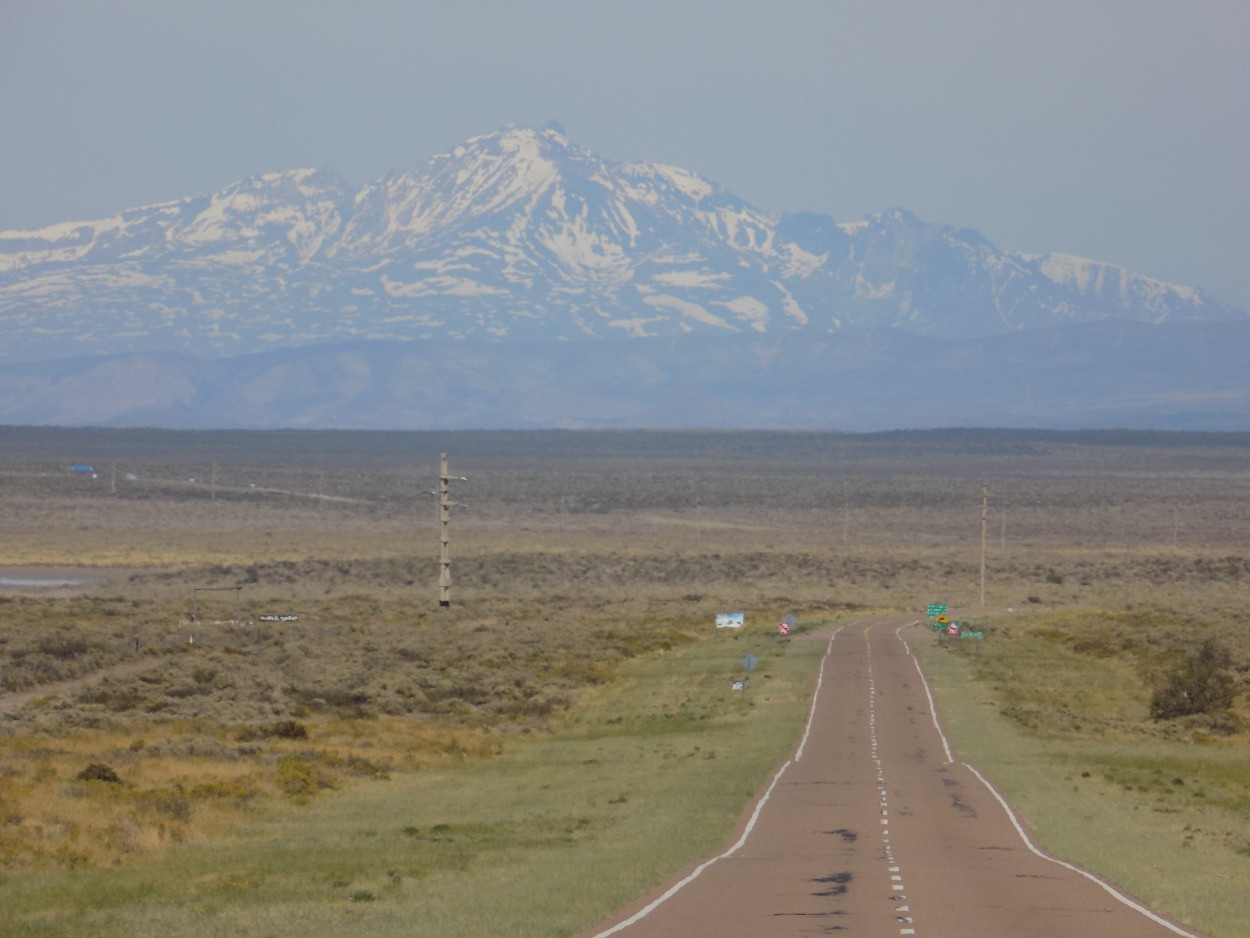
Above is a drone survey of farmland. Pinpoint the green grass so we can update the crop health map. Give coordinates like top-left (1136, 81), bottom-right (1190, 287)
top-left (911, 620), bottom-right (1250, 938)
top-left (0, 620), bottom-right (838, 938)
top-left (8, 427), bottom-right (1250, 936)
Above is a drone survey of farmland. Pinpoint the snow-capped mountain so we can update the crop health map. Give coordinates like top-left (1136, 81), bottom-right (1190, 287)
top-left (2, 123), bottom-right (1243, 364)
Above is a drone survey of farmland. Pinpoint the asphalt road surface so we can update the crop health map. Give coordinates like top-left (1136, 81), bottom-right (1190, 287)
top-left (578, 615), bottom-right (1206, 938)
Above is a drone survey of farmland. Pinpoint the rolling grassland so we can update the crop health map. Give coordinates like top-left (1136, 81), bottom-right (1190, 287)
top-left (1, 427), bottom-right (1248, 935)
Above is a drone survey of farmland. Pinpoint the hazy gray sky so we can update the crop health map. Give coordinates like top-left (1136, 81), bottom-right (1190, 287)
top-left (3, 0), bottom-right (1247, 307)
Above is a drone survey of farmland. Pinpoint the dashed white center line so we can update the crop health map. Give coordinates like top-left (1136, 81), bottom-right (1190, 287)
top-left (869, 633), bottom-right (921, 936)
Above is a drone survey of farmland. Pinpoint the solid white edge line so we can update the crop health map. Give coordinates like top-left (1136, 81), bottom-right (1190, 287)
top-left (585, 624), bottom-right (846, 938)
top-left (898, 623), bottom-right (1204, 938)
top-left (795, 628), bottom-right (841, 762)
top-left (586, 757), bottom-right (795, 938)
top-left (963, 763), bottom-right (1205, 938)
top-left (896, 625), bottom-right (954, 764)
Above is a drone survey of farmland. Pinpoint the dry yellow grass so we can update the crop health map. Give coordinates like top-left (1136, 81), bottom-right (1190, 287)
top-left (0, 713), bottom-right (517, 869)
top-left (2, 427), bottom-right (1249, 931)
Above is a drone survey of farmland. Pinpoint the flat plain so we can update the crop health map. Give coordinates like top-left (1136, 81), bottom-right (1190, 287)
top-left (1, 426), bottom-right (1248, 936)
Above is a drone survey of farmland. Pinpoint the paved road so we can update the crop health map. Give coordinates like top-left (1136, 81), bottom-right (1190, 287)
top-left (578, 615), bottom-right (1205, 938)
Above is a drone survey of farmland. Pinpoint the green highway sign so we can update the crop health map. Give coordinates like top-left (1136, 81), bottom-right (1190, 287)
top-left (926, 603), bottom-right (948, 617)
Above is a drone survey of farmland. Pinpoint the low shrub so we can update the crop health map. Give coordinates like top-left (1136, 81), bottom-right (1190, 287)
top-left (189, 778), bottom-right (259, 802)
top-left (275, 755), bottom-right (335, 799)
top-left (76, 763), bottom-right (123, 784)
top-left (234, 720), bottom-right (308, 742)
top-left (37, 634), bottom-right (93, 660)
top-left (137, 788), bottom-right (192, 821)
top-left (272, 719), bottom-right (309, 739)
top-left (1151, 639), bottom-right (1238, 721)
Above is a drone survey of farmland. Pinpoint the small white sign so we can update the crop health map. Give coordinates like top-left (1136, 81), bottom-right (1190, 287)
top-left (716, 612), bottom-right (745, 629)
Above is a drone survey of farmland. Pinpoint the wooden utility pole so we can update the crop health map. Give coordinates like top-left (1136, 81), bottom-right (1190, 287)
top-left (842, 481), bottom-right (850, 546)
top-left (980, 482), bottom-right (989, 608)
top-left (437, 453), bottom-right (466, 608)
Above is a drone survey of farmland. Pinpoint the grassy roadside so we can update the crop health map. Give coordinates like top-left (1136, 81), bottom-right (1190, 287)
top-left (909, 617), bottom-right (1250, 938)
top-left (0, 618), bottom-right (841, 938)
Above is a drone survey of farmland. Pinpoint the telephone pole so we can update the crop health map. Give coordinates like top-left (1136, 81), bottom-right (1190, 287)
top-left (980, 482), bottom-right (989, 608)
top-left (437, 453), bottom-right (467, 608)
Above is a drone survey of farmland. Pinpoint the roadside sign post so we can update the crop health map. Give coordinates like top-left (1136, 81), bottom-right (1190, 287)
top-left (945, 621), bottom-right (961, 648)
top-left (737, 652), bottom-right (758, 694)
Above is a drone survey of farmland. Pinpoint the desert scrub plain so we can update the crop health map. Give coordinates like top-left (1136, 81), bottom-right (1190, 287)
top-left (1, 426), bottom-right (1249, 936)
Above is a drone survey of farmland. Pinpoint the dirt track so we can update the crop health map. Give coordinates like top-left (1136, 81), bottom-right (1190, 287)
top-left (0, 657), bottom-right (164, 715)
top-left (578, 615), bottom-right (1205, 938)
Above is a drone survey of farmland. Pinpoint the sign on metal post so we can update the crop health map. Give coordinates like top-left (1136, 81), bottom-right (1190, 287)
top-left (736, 652), bottom-right (759, 693)
top-left (927, 603), bottom-right (948, 617)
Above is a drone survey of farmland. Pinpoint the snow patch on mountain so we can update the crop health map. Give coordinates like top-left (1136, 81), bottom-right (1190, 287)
top-left (0, 123), bottom-right (1244, 365)
top-left (644, 294), bottom-right (736, 330)
top-left (648, 164), bottom-right (715, 203)
top-left (653, 270), bottom-right (731, 289)
top-left (717, 296), bottom-right (771, 331)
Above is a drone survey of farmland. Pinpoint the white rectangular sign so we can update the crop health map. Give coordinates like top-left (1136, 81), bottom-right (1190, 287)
top-left (715, 612), bottom-right (745, 629)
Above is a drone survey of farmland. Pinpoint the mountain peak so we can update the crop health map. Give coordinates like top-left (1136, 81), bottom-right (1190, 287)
top-left (0, 125), bottom-right (1244, 364)
top-left (452, 122), bottom-right (580, 162)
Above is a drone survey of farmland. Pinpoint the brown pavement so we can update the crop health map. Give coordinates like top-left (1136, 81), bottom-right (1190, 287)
top-left (577, 615), bottom-right (1205, 938)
